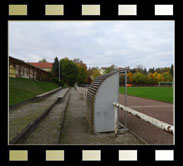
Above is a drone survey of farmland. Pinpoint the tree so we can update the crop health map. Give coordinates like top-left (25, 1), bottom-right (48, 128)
top-left (76, 63), bottom-right (88, 83)
top-left (149, 67), bottom-right (155, 73)
top-left (162, 72), bottom-right (173, 82)
top-left (39, 58), bottom-right (47, 63)
top-left (88, 67), bottom-right (101, 80)
top-left (142, 68), bottom-right (148, 75)
top-left (92, 68), bottom-right (101, 79)
top-left (60, 58), bottom-right (78, 86)
top-left (133, 72), bottom-right (146, 84)
top-left (127, 72), bottom-right (133, 83)
top-left (104, 64), bottom-right (117, 74)
top-left (147, 73), bottom-right (155, 84)
top-left (52, 57), bottom-right (59, 78)
top-left (73, 58), bottom-right (83, 64)
top-left (120, 74), bottom-right (125, 85)
top-left (170, 64), bottom-right (173, 77)
top-left (152, 72), bottom-right (163, 83)
top-left (73, 58), bottom-right (88, 83)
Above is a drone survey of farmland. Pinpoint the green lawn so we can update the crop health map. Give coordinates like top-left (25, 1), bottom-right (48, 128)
top-left (9, 78), bottom-right (59, 106)
top-left (119, 87), bottom-right (173, 103)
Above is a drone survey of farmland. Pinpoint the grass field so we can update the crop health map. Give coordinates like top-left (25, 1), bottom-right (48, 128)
top-left (9, 78), bottom-right (59, 106)
top-left (119, 87), bottom-right (173, 103)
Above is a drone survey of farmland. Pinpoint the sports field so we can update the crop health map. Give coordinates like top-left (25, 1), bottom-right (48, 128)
top-left (119, 87), bottom-right (173, 103)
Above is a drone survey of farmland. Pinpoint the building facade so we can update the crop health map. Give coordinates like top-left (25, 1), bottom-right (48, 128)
top-left (9, 56), bottom-right (54, 81)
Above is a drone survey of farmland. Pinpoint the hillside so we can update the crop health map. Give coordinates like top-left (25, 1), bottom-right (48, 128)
top-left (9, 78), bottom-right (59, 106)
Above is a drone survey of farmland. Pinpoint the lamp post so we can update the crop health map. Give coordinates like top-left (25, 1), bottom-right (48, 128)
top-left (59, 60), bottom-right (60, 83)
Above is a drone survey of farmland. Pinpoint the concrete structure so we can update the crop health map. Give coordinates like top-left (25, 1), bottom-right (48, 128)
top-left (87, 68), bottom-right (128, 133)
top-left (9, 56), bottom-right (54, 81)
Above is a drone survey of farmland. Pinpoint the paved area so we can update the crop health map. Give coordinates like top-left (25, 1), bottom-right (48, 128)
top-left (23, 90), bottom-right (70, 144)
top-left (119, 94), bottom-right (174, 144)
top-left (60, 88), bottom-right (144, 145)
top-left (9, 89), bottom-right (65, 143)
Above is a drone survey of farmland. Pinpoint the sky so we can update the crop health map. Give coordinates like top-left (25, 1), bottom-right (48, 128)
top-left (9, 21), bottom-right (174, 69)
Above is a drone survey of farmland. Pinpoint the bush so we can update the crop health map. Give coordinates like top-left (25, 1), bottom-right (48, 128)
top-left (133, 72), bottom-right (147, 84)
top-left (52, 77), bottom-right (64, 87)
top-left (52, 77), bottom-right (59, 84)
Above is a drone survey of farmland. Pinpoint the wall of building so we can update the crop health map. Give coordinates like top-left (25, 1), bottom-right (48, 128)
top-left (9, 57), bottom-right (54, 81)
top-left (42, 68), bottom-right (52, 72)
top-left (9, 65), bottom-right (16, 78)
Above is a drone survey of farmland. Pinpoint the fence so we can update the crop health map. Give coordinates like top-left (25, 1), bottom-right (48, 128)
top-left (113, 102), bottom-right (174, 136)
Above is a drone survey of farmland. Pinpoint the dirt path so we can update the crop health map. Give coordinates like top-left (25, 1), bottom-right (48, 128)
top-left (9, 89), bottom-right (64, 142)
top-left (60, 88), bottom-right (144, 145)
top-left (119, 94), bottom-right (174, 144)
top-left (23, 90), bottom-right (70, 144)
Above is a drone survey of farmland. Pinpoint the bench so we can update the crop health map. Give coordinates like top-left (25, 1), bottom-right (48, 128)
top-left (37, 87), bottom-right (62, 98)
top-left (57, 88), bottom-right (69, 100)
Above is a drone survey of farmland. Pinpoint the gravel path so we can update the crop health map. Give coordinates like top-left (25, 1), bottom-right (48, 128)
top-left (60, 88), bottom-right (144, 145)
top-left (9, 89), bottom-right (64, 143)
top-left (23, 90), bottom-right (70, 144)
top-left (119, 94), bottom-right (173, 144)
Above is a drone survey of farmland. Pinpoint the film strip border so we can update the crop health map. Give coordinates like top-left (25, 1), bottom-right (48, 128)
top-left (7, 1), bottom-right (175, 18)
top-left (7, 149), bottom-right (176, 162)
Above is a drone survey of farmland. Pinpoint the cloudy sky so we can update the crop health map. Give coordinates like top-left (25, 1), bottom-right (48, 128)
top-left (9, 21), bottom-right (174, 69)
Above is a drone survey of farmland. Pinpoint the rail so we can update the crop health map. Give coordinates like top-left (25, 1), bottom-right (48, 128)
top-left (113, 102), bottom-right (174, 136)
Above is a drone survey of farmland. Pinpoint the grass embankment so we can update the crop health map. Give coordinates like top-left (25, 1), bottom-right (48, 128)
top-left (119, 87), bottom-right (173, 103)
top-left (9, 78), bottom-right (59, 106)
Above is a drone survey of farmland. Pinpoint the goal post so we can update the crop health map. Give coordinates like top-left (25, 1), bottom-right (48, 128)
top-left (158, 82), bottom-right (173, 87)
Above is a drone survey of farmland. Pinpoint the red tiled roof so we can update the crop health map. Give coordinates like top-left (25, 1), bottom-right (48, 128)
top-left (28, 63), bottom-right (53, 68)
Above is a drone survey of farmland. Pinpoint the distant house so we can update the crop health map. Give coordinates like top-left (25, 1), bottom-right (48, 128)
top-left (9, 56), bottom-right (54, 81)
top-left (28, 63), bottom-right (53, 72)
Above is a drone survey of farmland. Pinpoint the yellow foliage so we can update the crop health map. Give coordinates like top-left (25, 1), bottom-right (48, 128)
top-left (127, 72), bottom-right (133, 82)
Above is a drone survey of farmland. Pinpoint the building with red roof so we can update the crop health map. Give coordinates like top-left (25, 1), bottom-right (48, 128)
top-left (28, 62), bottom-right (53, 72)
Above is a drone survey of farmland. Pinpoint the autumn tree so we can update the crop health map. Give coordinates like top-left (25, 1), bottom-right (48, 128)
top-left (73, 58), bottom-right (83, 64)
top-left (152, 72), bottom-right (163, 83)
top-left (162, 72), bottom-right (173, 82)
top-left (127, 72), bottom-right (133, 83)
top-left (133, 72), bottom-right (147, 84)
top-left (88, 67), bottom-right (101, 80)
top-left (39, 58), bottom-right (47, 63)
top-left (147, 73), bottom-right (155, 84)
top-left (104, 64), bottom-right (117, 74)
top-left (76, 63), bottom-right (88, 83)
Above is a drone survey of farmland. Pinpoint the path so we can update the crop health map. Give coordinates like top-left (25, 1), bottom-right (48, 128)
top-left (119, 94), bottom-right (173, 144)
top-left (9, 89), bottom-right (65, 143)
top-left (23, 89), bottom-right (70, 144)
top-left (60, 88), bottom-right (144, 145)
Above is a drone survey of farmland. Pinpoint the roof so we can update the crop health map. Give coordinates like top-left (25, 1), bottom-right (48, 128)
top-left (9, 56), bottom-right (52, 73)
top-left (28, 63), bottom-right (53, 68)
